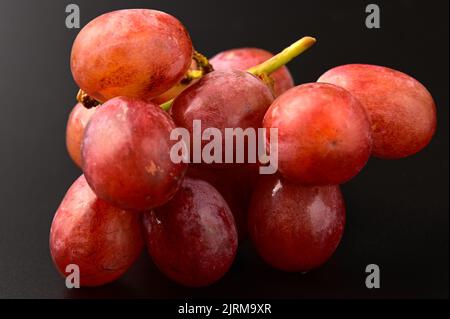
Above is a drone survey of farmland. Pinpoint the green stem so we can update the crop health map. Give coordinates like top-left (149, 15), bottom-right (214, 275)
top-left (159, 36), bottom-right (316, 112)
top-left (247, 36), bottom-right (316, 76)
top-left (160, 99), bottom-right (173, 112)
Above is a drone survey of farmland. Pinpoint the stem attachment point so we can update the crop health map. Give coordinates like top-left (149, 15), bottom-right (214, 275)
top-left (247, 36), bottom-right (316, 76)
top-left (77, 89), bottom-right (101, 109)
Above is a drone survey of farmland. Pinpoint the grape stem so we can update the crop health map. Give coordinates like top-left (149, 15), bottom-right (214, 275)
top-left (161, 36), bottom-right (316, 110)
top-left (182, 51), bottom-right (214, 83)
top-left (247, 36), bottom-right (316, 76)
top-left (77, 89), bottom-right (101, 109)
top-left (160, 99), bottom-right (173, 112)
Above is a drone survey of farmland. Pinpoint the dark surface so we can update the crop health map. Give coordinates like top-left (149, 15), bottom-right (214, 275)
top-left (0, 0), bottom-right (448, 299)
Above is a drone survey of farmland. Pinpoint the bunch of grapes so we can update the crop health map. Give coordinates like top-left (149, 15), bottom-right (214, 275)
top-left (52, 9), bottom-right (437, 287)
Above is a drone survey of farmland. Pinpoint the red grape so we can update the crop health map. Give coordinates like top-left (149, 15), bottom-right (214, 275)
top-left (248, 174), bottom-right (345, 272)
top-left (318, 64), bottom-right (436, 159)
top-left (210, 48), bottom-right (294, 96)
top-left (143, 178), bottom-right (238, 287)
top-left (187, 165), bottom-right (259, 240)
top-left (71, 9), bottom-right (193, 102)
top-left (263, 83), bottom-right (372, 185)
top-left (82, 96), bottom-right (187, 211)
top-left (66, 102), bottom-right (96, 167)
top-left (171, 69), bottom-right (274, 166)
top-left (50, 175), bottom-right (143, 287)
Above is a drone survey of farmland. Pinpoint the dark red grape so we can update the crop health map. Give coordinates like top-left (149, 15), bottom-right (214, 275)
top-left (210, 47), bottom-right (294, 96)
top-left (143, 178), bottom-right (238, 287)
top-left (263, 83), bottom-right (372, 185)
top-left (50, 175), bottom-right (143, 287)
top-left (66, 102), bottom-right (96, 167)
top-left (82, 96), bottom-right (187, 211)
top-left (71, 9), bottom-right (193, 102)
top-left (318, 64), bottom-right (436, 159)
top-left (248, 174), bottom-right (345, 272)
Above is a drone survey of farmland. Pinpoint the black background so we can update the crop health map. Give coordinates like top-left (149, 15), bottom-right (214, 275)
top-left (0, 0), bottom-right (448, 299)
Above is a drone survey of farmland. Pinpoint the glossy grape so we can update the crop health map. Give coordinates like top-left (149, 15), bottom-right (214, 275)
top-left (143, 178), bottom-right (238, 287)
top-left (248, 174), bottom-right (345, 272)
top-left (171, 69), bottom-right (274, 166)
top-left (50, 175), bottom-right (143, 287)
top-left (318, 64), bottom-right (436, 159)
top-left (263, 83), bottom-right (372, 185)
top-left (82, 96), bottom-right (187, 211)
top-left (66, 102), bottom-right (96, 167)
top-left (71, 9), bottom-right (193, 102)
top-left (210, 48), bottom-right (294, 96)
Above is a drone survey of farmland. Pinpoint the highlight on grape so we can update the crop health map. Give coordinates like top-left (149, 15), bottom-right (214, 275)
top-left (169, 120), bottom-right (279, 174)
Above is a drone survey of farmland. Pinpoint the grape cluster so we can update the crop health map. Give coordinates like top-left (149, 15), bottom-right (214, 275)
top-left (51, 9), bottom-right (437, 287)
